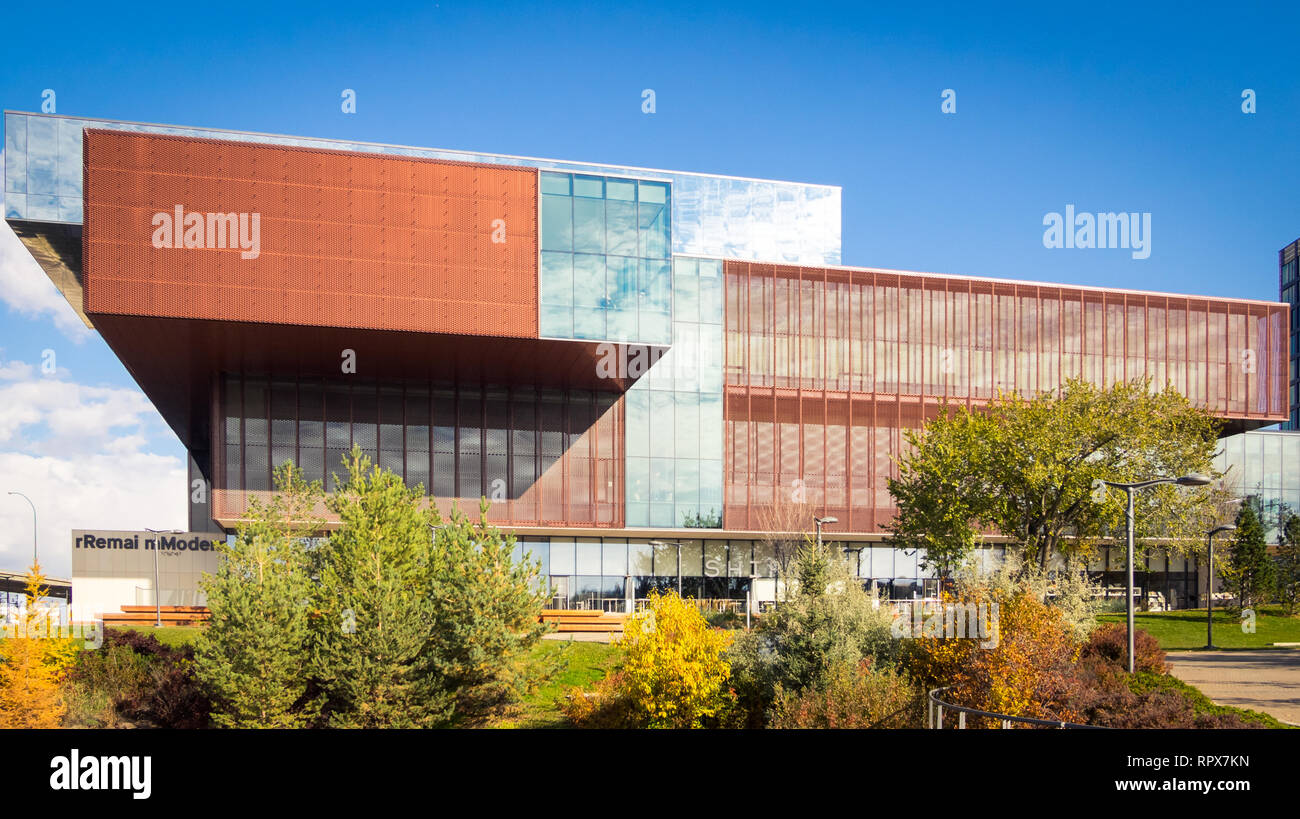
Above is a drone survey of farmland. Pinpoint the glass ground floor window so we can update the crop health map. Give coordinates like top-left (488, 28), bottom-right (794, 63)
top-left (510, 538), bottom-right (1209, 611)
top-left (512, 536), bottom-right (938, 609)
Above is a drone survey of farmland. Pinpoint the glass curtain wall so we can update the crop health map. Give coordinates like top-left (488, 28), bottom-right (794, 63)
top-left (1217, 430), bottom-right (1300, 542)
top-left (625, 257), bottom-right (724, 528)
top-left (538, 171), bottom-right (672, 344)
top-left (1280, 244), bottom-right (1299, 429)
top-left (513, 537), bottom-right (939, 609)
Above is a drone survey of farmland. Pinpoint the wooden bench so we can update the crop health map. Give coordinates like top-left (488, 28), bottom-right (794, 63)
top-left (99, 605), bottom-right (211, 626)
top-left (539, 609), bottom-right (626, 633)
top-left (99, 613), bottom-right (210, 622)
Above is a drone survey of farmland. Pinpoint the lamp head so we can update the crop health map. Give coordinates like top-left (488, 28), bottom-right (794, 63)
top-left (1175, 473), bottom-right (1212, 487)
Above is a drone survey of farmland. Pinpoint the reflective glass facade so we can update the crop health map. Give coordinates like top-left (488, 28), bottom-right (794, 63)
top-left (538, 171), bottom-right (672, 343)
top-left (512, 536), bottom-right (944, 610)
top-left (1216, 429), bottom-right (1300, 542)
top-left (625, 257), bottom-right (725, 527)
top-left (672, 175), bottom-right (841, 265)
top-left (3, 113), bottom-right (83, 222)
top-left (1281, 238), bottom-right (1300, 429)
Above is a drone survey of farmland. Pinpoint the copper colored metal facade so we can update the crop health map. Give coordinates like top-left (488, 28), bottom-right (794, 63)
top-left (723, 261), bottom-right (1290, 533)
top-left (82, 129), bottom-right (539, 338)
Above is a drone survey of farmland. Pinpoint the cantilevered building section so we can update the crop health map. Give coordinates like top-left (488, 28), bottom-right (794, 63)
top-left (3, 110), bottom-right (1287, 610)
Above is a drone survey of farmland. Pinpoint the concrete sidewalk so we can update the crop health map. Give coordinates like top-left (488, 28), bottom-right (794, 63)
top-left (1165, 650), bottom-right (1300, 725)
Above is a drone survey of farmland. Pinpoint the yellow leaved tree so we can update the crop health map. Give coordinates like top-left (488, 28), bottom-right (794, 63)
top-left (0, 562), bottom-right (80, 728)
top-left (563, 591), bottom-right (735, 728)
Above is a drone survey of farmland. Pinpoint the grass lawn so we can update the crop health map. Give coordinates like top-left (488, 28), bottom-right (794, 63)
top-left (494, 639), bottom-right (622, 729)
top-left (1097, 605), bottom-right (1300, 650)
top-left (109, 625), bottom-right (204, 649)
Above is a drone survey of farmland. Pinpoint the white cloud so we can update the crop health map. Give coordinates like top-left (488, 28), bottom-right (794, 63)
top-left (0, 184), bottom-right (92, 342)
top-left (0, 358), bottom-right (185, 578)
top-left (0, 358), bottom-right (34, 380)
top-left (0, 450), bottom-right (185, 580)
top-left (0, 370), bottom-right (163, 457)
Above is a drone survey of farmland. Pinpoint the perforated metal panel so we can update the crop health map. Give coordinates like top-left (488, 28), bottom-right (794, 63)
top-left (723, 261), bottom-right (1290, 534)
top-left (83, 129), bottom-right (539, 338)
top-left (210, 375), bottom-right (623, 529)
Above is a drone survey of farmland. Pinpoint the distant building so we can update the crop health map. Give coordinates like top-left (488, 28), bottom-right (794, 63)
top-left (1281, 238), bottom-right (1300, 428)
top-left (1215, 428), bottom-right (1300, 542)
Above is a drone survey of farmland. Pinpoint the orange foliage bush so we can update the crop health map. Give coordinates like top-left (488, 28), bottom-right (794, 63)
top-left (907, 588), bottom-right (1081, 725)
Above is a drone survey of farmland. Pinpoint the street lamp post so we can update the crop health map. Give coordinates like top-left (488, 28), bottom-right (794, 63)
top-left (8, 491), bottom-right (37, 564)
top-left (813, 516), bottom-right (838, 549)
top-left (1101, 473), bottom-right (1211, 673)
top-left (145, 528), bottom-right (183, 628)
top-left (1204, 524), bottom-right (1235, 650)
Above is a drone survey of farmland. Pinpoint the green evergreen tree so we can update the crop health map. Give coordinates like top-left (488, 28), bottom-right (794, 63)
top-left (310, 447), bottom-right (448, 728)
top-left (425, 500), bottom-right (557, 723)
top-left (1221, 498), bottom-right (1276, 610)
top-left (195, 462), bottom-right (322, 728)
top-left (728, 541), bottom-right (896, 724)
top-left (1274, 512), bottom-right (1300, 615)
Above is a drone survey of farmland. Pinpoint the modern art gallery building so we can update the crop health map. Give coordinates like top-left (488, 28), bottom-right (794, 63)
top-left (3, 110), bottom-right (1288, 613)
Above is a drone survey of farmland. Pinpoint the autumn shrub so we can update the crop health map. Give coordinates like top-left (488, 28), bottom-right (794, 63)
top-left (953, 551), bottom-right (1101, 639)
top-left (1126, 671), bottom-right (1286, 728)
top-left (706, 609), bottom-right (746, 630)
top-left (906, 586), bottom-right (1082, 725)
top-left (97, 629), bottom-right (211, 728)
top-left (903, 567), bottom-right (1279, 729)
top-left (1079, 622), bottom-right (1167, 674)
top-left (62, 639), bottom-right (153, 728)
top-left (770, 660), bottom-right (921, 729)
top-left (557, 670), bottom-right (643, 729)
top-left (561, 591), bottom-right (734, 728)
top-left (1057, 658), bottom-right (1281, 729)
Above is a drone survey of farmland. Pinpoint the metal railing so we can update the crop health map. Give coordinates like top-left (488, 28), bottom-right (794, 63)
top-left (633, 597), bottom-right (748, 614)
top-left (552, 597), bottom-right (754, 614)
top-left (134, 586), bottom-right (205, 607)
top-left (926, 687), bottom-right (1105, 730)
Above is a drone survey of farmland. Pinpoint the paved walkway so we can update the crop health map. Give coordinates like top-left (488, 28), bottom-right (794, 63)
top-left (1165, 650), bottom-right (1300, 725)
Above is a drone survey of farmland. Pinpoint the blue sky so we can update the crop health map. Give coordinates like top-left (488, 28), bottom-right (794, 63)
top-left (1, 1), bottom-right (1298, 575)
